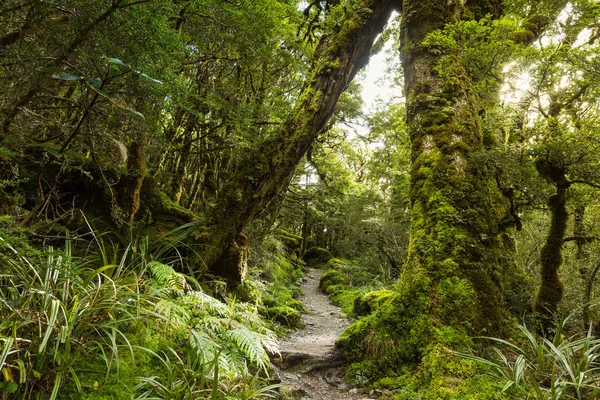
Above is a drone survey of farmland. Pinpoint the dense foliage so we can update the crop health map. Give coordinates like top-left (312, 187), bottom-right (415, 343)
top-left (2, 0), bottom-right (600, 398)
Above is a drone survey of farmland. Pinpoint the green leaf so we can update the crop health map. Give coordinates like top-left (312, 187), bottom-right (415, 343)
top-left (86, 84), bottom-right (111, 98)
top-left (139, 72), bottom-right (162, 84)
top-left (107, 57), bottom-right (128, 67)
top-left (85, 77), bottom-right (103, 87)
top-left (4, 382), bottom-right (18, 394)
top-left (52, 71), bottom-right (81, 81)
top-left (128, 109), bottom-right (145, 119)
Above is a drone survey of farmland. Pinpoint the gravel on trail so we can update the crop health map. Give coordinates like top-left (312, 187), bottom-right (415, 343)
top-left (272, 268), bottom-right (377, 400)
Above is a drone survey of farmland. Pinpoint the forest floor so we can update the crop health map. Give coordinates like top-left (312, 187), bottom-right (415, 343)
top-left (273, 268), bottom-right (376, 400)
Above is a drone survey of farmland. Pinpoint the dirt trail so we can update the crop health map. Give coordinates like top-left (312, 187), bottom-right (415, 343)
top-left (273, 268), bottom-right (375, 400)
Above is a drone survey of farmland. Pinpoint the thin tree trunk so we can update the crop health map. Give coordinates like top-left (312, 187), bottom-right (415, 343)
top-left (533, 181), bottom-right (568, 334)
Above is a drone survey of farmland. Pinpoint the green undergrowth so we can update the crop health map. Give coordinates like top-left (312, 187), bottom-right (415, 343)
top-left (329, 263), bottom-right (518, 399)
top-left (0, 219), bottom-right (282, 399)
top-left (246, 231), bottom-right (307, 331)
top-left (302, 246), bottom-right (333, 267)
top-left (319, 258), bottom-right (394, 317)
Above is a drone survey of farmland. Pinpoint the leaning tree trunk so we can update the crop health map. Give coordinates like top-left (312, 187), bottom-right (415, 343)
top-left (398, 0), bottom-right (507, 337)
top-left (196, 0), bottom-right (398, 280)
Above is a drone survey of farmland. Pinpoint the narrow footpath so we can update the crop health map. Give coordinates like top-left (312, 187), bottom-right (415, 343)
top-left (272, 268), bottom-right (375, 400)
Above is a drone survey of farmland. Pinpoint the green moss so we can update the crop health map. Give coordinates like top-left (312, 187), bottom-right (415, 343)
top-left (327, 257), bottom-right (346, 269)
top-left (262, 291), bottom-right (306, 313)
top-left (533, 190), bottom-right (568, 334)
top-left (346, 360), bottom-right (379, 386)
top-left (275, 230), bottom-right (303, 257)
top-left (303, 246), bottom-right (333, 267)
top-left (231, 279), bottom-right (262, 304)
top-left (337, 284), bottom-right (432, 366)
top-left (353, 289), bottom-right (394, 316)
top-left (331, 289), bottom-right (362, 316)
top-left (260, 305), bottom-right (304, 329)
top-left (319, 269), bottom-right (347, 292)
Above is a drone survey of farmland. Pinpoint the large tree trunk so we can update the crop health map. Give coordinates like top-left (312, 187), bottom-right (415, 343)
top-left (198, 0), bottom-right (398, 279)
top-left (338, 0), bottom-right (510, 371)
top-left (398, 0), bottom-right (507, 336)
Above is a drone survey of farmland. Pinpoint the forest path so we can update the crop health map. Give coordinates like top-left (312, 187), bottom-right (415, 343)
top-left (273, 268), bottom-right (374, 400)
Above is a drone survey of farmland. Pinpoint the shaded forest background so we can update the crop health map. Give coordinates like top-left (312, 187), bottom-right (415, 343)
top-left (1, 0), bottom-right (600, 398)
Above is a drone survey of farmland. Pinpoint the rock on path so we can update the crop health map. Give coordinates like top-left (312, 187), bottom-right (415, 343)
top-left (271, 268), bottom-right (375, 400)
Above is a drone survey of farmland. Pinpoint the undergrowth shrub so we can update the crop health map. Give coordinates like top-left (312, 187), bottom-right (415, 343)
top-left (247, 233), bottom-right (306, 331)
top-left (319, 259), bottom-right (393, 317)
top-left (457, 321), bottom-right (600, 399)
top-left (303, 247), bottom-right (333, 267)
top-left (0, 225), bottom-right (282, 399)
top-left (0, 236), bottom-right (146, 398)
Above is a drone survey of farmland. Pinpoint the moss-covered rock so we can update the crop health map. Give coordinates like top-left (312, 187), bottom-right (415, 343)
top-left (261, 305), bottom-right (304, 329)
top-left (353, 289), bottom-right (394, 316)
top-left (319, 269), bottom-right (347, 292)
top-left (303, 246), bottom-right (333, 267)
top-left (326, 257), bottom-right (346, 269)
top-left (262, 293), bottom-right (306, 313)
top-left (275, 230), bottom-right (303, 258)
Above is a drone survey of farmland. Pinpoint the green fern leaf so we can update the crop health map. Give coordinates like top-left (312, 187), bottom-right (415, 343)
top-left (148, 261), bottom-right (187, 294)
top-left (227, 328), bottom-right (269, 372)
top-left (155, 299), bottom-right (190, 326)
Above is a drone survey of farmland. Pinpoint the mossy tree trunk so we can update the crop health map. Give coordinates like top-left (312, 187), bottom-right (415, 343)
top-left (399, 0), bottom-right (507, 336)
top-left (532, 158), bottom-right (569, 334)
top-left (573, 204), bottom-right (587, 261)
top-left (531, 80), bottom-right (591, 333)
top-left (198, 0), bottom-right (398, 279)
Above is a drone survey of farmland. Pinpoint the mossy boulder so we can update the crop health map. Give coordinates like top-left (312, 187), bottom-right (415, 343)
top-left (261, 305), bottom-right (304, 329)
top-left (336, 281), bottom-right (433, 365)
top-left (319, 269), bottom-right (347, 293)
top-left (353, 289), bottom-right (394, 316)
top-left (262, 293), bottom-right (306, 313)
top-left (326, 258), bottom-right (346, 269)
top-left (303, 246), bottom-right (333, 267)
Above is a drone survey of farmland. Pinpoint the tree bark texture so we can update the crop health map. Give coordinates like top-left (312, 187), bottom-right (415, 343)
top-left (399, 0), bottom-right (506, 334)
top-left (199, 0), bottom-right (399, 279)
top-left (533, 158), bottom-right (569, 334)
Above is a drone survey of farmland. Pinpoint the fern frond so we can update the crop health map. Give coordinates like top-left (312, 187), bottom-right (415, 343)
top-left (227, 329), bottom-right (269, 372)
top-left (184, 291), bottom-right (229, 317)
top-left (193, 316), bottom-right (227, 334)
top-left (148, 261), bottom-right (187, 294)
top-left (189, 330), bottom-right (220, 375)
top-left (154, 299), bottom-right (190, 326)
top-left (148, 261), bottom-right (175, 282)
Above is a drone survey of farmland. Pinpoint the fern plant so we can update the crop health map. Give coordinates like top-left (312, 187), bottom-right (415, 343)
top-left (146, 263), bottom-right (280, 376)
top-left (136, 261), bottom-right (280, 398)
top-left (1, 224), bottom-right (283, 399)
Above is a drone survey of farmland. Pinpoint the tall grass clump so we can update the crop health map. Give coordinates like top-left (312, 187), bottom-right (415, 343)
top-left (457, 321), bottom-right (600, 400)
top-left (0, 235), bottom-right (144, 398)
